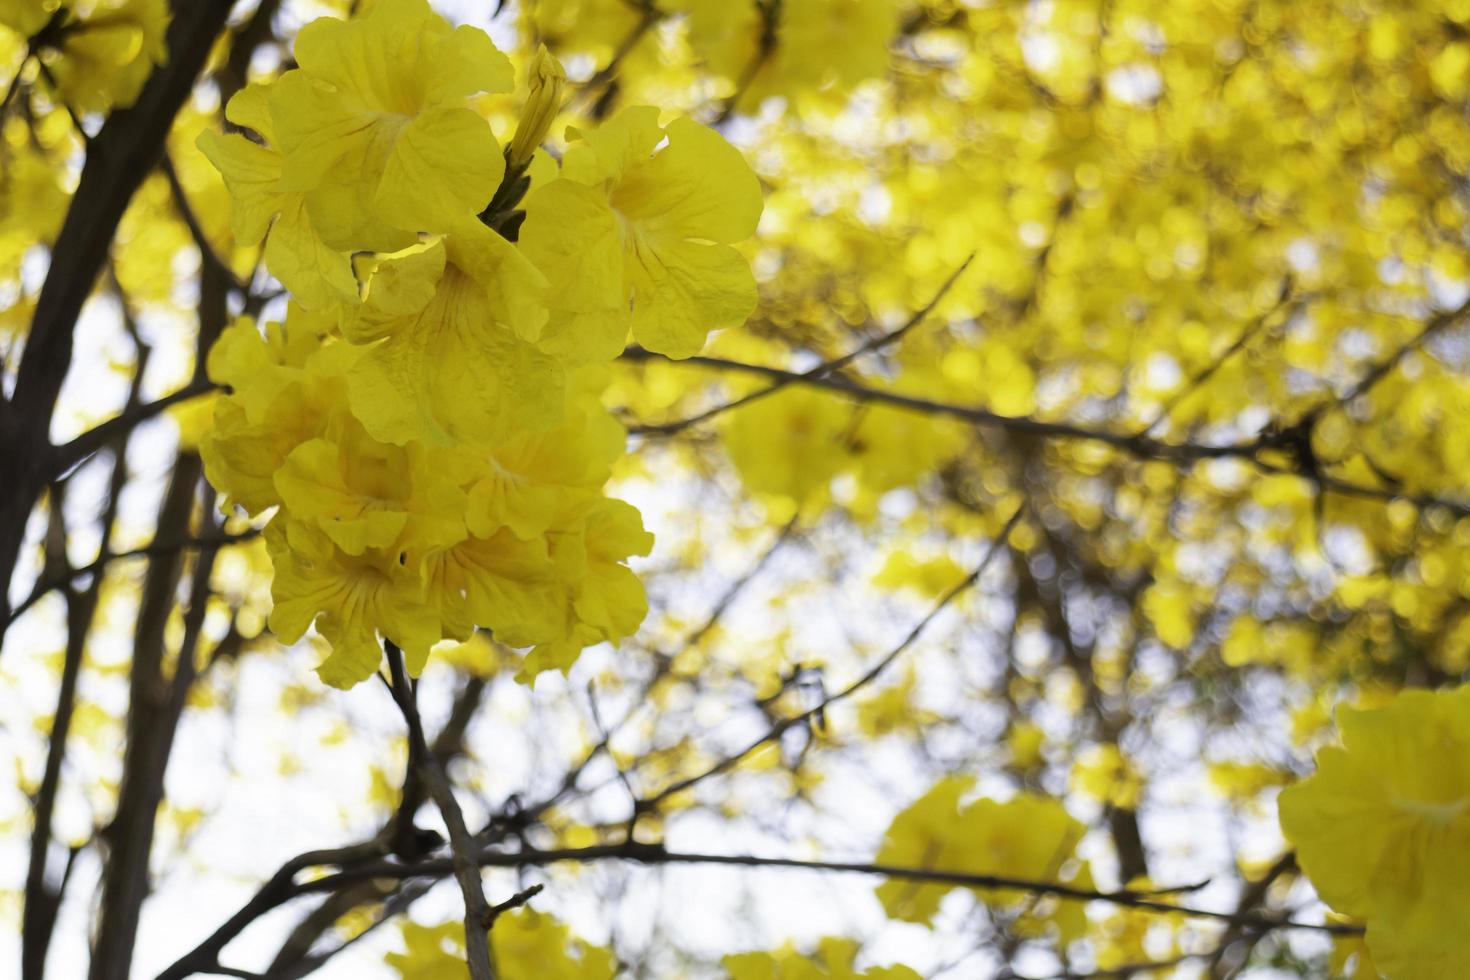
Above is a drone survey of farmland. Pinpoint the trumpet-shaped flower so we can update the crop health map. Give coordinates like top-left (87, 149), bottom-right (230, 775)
top-left (197, 85), bottom-right (358, 310)
top-left (268, 0), bottom-right (512, 236)
top-left (266, 519), bottom-right (441, 688)
top-left (1279, 685), bottom-right (1470, 979)
top-left (467, 370), bottom-right (626, 540)
top-left (201, 314), bottom-right (358, 515)
top-left (342, 226), bottom-right (562, 449)
top-left (518, 498), bottom-right (653, 679)
top-left (272, 417), bottom-right (469, 557)
top-left (386, 909), bottom-right (615, 979)
top-left (520, 105), bottom-right (762, 361)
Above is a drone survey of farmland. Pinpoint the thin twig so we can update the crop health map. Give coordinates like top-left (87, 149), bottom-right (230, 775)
top-left (5, 528), bottom-right (261, 630)
top-left (632, 255), bottom-right (973, 437)
top-left (1138, 277), bottom-right (1295, 437)
top-left (638, 506), bottom-right (1023, 809)
top-left (159, 152), bottom-right (250, 294)
top-left (51, 377), bottom-right (219, 476)
top-left (486, 883), bottom-right (544, 928)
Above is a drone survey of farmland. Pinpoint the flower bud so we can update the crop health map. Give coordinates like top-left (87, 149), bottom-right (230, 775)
top-left (508, 45), bottom-right (567, 168)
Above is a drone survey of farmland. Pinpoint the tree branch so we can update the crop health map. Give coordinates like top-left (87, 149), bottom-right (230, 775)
top-left (637, 506), bottom-right (1022, 810)
top-left (621, 347), bottom-right (1470, 517)
top-left (302, 841), bottom-right (1358, 936)
top-left (383, 643), bottom-right (496, 980)
top-left (630, 255), bottom-right (972, 437)
top-left (0, 0), bottom-right (236, 635)
top-left (51, 377), bottom-right (218, 477)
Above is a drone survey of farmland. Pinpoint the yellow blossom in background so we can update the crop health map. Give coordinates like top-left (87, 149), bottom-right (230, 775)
top-left (724, 936), bottom-right (921, 979)
top-left (872, 777), bottom-right (1085, 926)
top-left (386, 910), bottom-right (616, 979)
top-left (7, 0), bottom-right (171, 113)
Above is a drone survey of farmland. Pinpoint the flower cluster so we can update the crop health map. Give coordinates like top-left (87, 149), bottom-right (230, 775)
top-left (198, 0), bottom-right (762, 687)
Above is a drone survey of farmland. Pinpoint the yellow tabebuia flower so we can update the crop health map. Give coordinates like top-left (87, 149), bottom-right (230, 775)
top-left (386, 909), bottom-right (615, 979)
top-left (722, 386), bottom-right (854, 508)
top-left (467, 369), bottom-right (627, 541)
top-left (190, 2), bottom-right (791, 689)
top-left (873, 777), bottom-right (1085, 926)
top-left (266, 518), bottom-right (442, 688)
top-left (1279, 685), bottom-right (1470, 979)
top-left (201, 311), bottom-right (353, 515)
top-left (341, 226), bottom-right (560, 449)
top-left (197, 85), bottom-right (358, 311)
top-left (725, 936), bottom-right (921, 979)
top-left (518, 497), bottom-right (654, 680)
top-left (15, 0), bottom-right (170, 113)
top-left (272, 417), bottom-right (468, 558)
top-left (268, 0), bottom-right (512, 236)
top-left (676, 0), bottom-right (895, 111)
top-left (520, 105), bottom-right (762, 361)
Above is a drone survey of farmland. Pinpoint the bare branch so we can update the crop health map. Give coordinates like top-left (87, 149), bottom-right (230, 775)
top-left (383, 643), bottom-right (496, 980)
top-left (303, 841), bottom-right (1359, 936)
top-left (631, 255), bottom-right (973, 437)
top-left (637, 506), bottom-right (1023, 810)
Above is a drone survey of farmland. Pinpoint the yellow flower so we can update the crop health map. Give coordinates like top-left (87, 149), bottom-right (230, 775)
top-left (676, 0), bottom-right (895, 109)
top-left (268, 0), bottom-right (512, 236)
top-left (467, 370), bottom-right (626, 541)
top-left (520, 105), bottom-right (762, 361)
top-left (271, 418), bottom-right (469, 557)
top-left (722, 386), bottom-right (854, 507)
top-left (341, 226), bottom-right (561, 449)
top-left (201, 312), bottom-right (354, 515)
top-left (197, 85), bottom-right (358, 310)
top-left (518, 498), bottom-right (654, 680)
top-left (509, 45), bottom-right (567, 169)
top-left (386, 909), bottom-right (614, 979)
top-left (1279, 685), bottom-right (1470, 979)
top-left (725, 936), bottom-right (921, 979)
top-left (873, 777), bottom-right (1085, 926)
top-left (266, 518), bottom-right (442, 689)
top-left (26, 0), bottom-right (169, 113)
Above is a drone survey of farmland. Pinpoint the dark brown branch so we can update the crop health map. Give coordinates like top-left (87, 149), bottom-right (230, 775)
top-left (486, 883), bottom-right (543, 927)
top-left (383, 643), bottom-right (496, 980)
top-left (23, 336), bottom-right (148, 977)
top-left (300, 841), bottom-right (1359, 936)
top-left (91, 455), bottom-right (206, 979)
top-left (0, 0), bottom-right (236, 635)
top-left (1338, 296), bottom-right (1470, 406)
top-left (1138, 277), bottom-right (1295, 437)
top-left (154, 840), bottom-right (391, 980)
top-left (51, 377), bottom-right (219, 477)
top-left (4, 528), bottom-right (261, 631)
top-left (620, 347), bottom-right (1470, 517)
